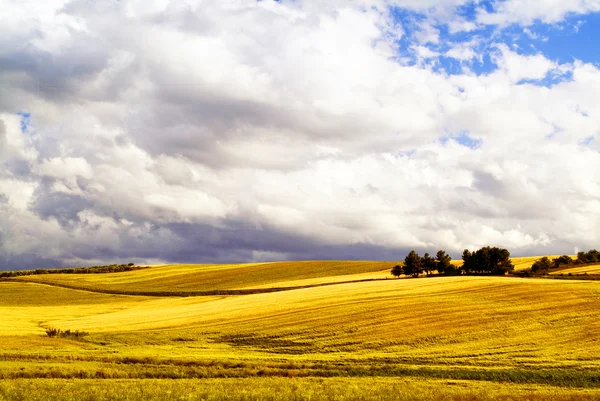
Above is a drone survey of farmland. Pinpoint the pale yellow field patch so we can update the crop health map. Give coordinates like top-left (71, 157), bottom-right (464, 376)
top-left (550, 264), bottom-right (600, 275)
top-left (0, 282), bottom-right (150, 336)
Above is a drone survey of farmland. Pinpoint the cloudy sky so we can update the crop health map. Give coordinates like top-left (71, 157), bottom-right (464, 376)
top-left (0, 0), bottom-right (599, 269)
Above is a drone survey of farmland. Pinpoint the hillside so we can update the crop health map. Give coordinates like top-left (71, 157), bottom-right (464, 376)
top-left (511, 255), bottom-right (575, 271)
top-left (38, 276), bottom-right (600, 366)
top-left (549, 263), bottom-right (600, 276)
top-left (3, 260), bottom-right (600, 400)
top-left (10, 256), bottom-right (543, 295)
top-left (11, 260), bottom-right (394, 295)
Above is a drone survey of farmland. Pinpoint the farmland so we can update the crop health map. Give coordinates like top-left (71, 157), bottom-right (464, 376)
top-left (550, 265), bottom-right (600, 276)
top-left (11, 261), bottom-right (395, 295)
top-left (2, 260), bottom-right (600, 400)
top-left (12, 257), bottom-right (537, 295)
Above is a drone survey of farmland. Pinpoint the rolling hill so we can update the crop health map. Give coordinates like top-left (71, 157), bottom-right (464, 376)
top-left (2, 259), bottom-right (600, 400)
top-left (11, 256), bottom-right (544, 295)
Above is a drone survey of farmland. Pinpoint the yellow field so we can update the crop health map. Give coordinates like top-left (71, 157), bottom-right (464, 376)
top-left (511, 255), bottom-right (573, 271)
top-left (12, 257), bottom-right (540, 295)
top-left (2, 260), bottom-right (600, 400)
top-left (13, 261), bottom-right (395, 294)
top-left (550, 264), bottom-right (600, 275)
top-left (2, 378), bottom-right (600, 401)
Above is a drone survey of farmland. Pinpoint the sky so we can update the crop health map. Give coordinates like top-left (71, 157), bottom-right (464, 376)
top-left (0, 0), bottom-right (599, 270)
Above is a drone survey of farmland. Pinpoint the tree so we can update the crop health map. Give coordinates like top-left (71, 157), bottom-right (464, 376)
top-left (553, 255), bottom-right (573, 268)
top-left (576, 251), bottom-right (588, 264)
top-left (391, 264), bottom-right (403, 278)
top-left (531, 256), bottom-right (552, 274)
top-left (572, 250), bottom-right (599, 265)
top-left (586, 249), bottom-right (599, 263)
top-left (404, 250), bottom-right (423, 277)
top-left (461, 249), bottom-right (474, 274)
top-left (490, 247), bottom-right (514, 275)
top-left (421, 253), bottom-right (437, 276)
top-left (461, 246), bottom-right (513, 275)
top-left (435, 250), bottom-right (453, 275)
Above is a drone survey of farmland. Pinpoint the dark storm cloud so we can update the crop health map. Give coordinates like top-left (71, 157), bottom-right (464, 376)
top-left (4, 159), bottom-right (32, 178)
top-left (35, 219), bottom-right (414, 266)
top-left (129, 85), bottom-right (394, 170)
top-left (30, 189), bottom-right (93, 228)
top-left (0, 41), bottom-right (109, 101)
top-left (0, 254), bottom-right (64, 271)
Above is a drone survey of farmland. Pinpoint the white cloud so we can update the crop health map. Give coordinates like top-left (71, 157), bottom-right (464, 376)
top-left (477, 0), bottom-right (600, 26)
top-left (492, 44), bottom-right (558, 82)
top-left (413, 45), bottom-right (440, 60)
top-left (37, 157), bottom-right (93, 180)
top-left (445, 40), bottom-right (482, 62)
top-left (414, 21), bottom-right (440, 44)
top-left (0, 0), bottom-right (599, 268)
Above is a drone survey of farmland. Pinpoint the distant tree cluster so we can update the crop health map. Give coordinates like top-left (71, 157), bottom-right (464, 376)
top-left (0, 263), bottom-right (147, 278)
top-left (391, 250), bottom-right (455, 278)
top-left (461, 247), bottom-right (514, 275)
top-left (391, 246), bottom-right (513, 278)
top-left (531, 249), bottom-right (600, 274)
top-left (531, 256), bottom-right (553, 273)
top-left (575, 249), bottom-right (600, 264)
top-left (552, 255), bottom-right (574, 268)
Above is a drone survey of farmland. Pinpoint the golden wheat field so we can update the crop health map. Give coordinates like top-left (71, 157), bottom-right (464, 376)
top-left (2, 260), bottom-right (600, 400)
top-left (13, 257), bottom-right (538, 294)
top-left (550, 265), bottom-right (600, 275)
top-left (13, 260), bottom-right (395, 294)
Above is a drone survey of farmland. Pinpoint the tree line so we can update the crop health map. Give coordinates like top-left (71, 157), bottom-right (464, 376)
top-left (0, 263), bottom-right (147, 278)
top-left (531, 249), bottom-right (600, 273)
top-left (391, 246), bottom-right (514, 278)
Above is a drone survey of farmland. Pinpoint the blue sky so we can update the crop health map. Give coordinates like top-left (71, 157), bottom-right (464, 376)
top-left (17, 112), bottom-right (31, 134)
top-left (392, 3), bottom-right (600, 78)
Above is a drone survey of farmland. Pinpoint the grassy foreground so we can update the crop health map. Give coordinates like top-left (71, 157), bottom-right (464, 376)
top-left (1, 378), bottom-right (600, 401)
top-left (2, 260), bottom-right (600, 399)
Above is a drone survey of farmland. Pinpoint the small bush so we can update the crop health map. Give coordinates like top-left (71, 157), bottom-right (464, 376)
top-left (45, 327), bottom-right (89, 339)
top-left (45, 327), bottom-right (59, 338)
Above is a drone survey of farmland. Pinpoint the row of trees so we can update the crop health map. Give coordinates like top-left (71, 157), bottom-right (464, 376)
top-left (0, 263), bottom-right (145, 278)
top-left (575, 249), bottom-right (600, 264)
top-left (531, 249), bottom-right (600, 273)
top-left (461, 247), bottom-right (514, 275)
top-left (391, 246), bottom-right (513, 278)
top-left (391, 250), bottom-right (454, 278)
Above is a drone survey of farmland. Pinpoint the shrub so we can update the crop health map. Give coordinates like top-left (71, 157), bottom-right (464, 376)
top-left (553, 255), bottom-right (573, 268)
top-left (390, 265), bottom-right (403, 278)
top-left (45, 327), bottom-right (60, 338)
top-left (45, 327), bottom-right (89, 339)
top-left (531, 257), bottom-right (552, 273)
